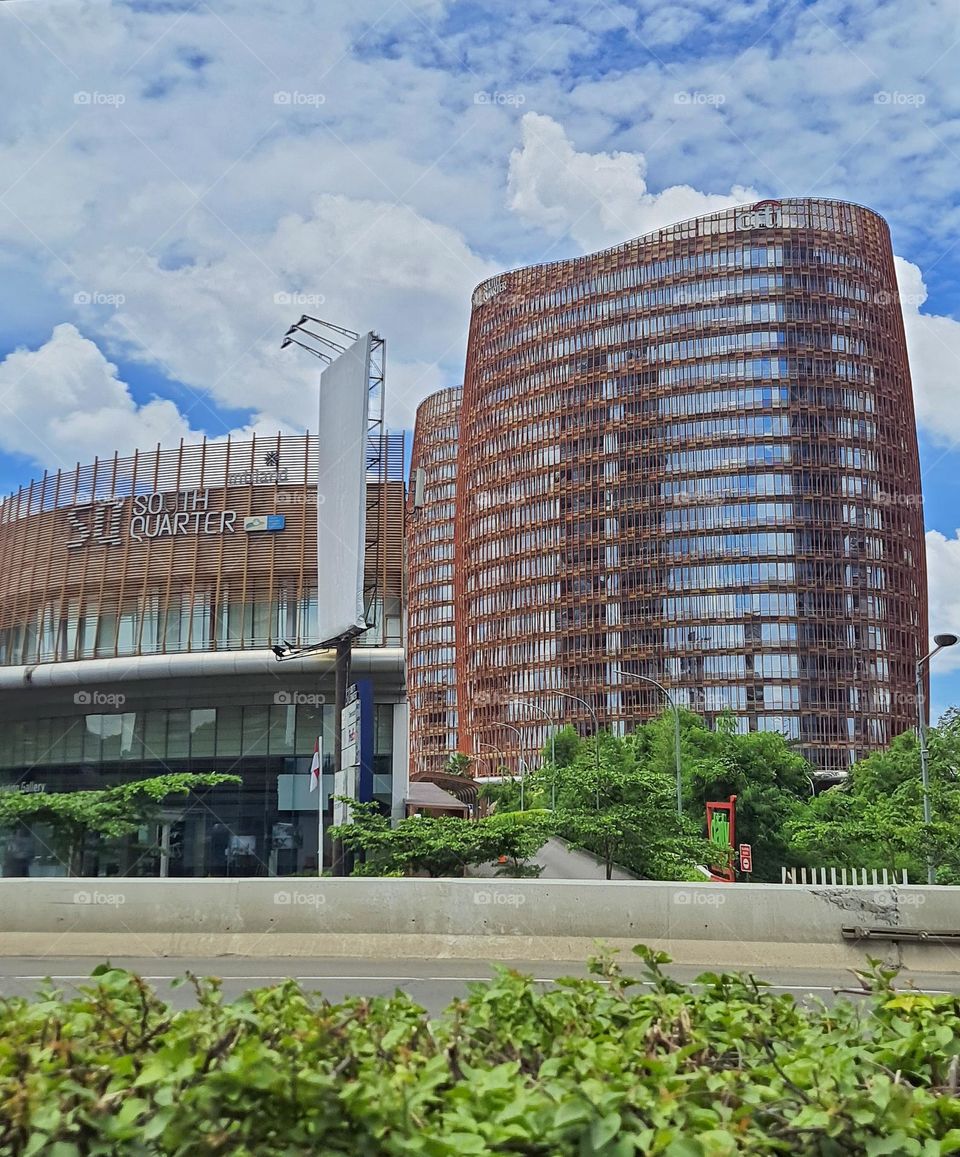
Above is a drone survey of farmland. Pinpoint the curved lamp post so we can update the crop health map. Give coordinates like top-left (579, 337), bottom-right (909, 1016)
top-left (509, 699), bottom-right (558, 809)
top-left (615, 668), bottom-right (683, 816)
top-left (473, 740), bottom-right (508, 779)
top-left (496, 722), bottom-right (529, 810)
top-left (917, 632), bottom-right (958, 884)
top-left (548, 689), bottom-right (602, 808)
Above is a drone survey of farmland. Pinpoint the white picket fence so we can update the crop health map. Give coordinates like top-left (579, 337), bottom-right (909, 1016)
top-left (781, 866), bottom-right (909, 886)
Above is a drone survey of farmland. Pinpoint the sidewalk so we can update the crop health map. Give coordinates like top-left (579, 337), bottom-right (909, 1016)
top-left (470, 837), bottom-right (637, 881)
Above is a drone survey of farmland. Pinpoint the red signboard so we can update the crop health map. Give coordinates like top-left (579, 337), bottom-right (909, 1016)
top-left (705, 795), bottom-right (737, 881)
top-left (739, 843), bottom-right (753, 874)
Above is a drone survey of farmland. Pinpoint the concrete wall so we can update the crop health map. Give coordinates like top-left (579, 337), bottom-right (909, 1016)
top-left (1, 877), bottom-right (957, 970)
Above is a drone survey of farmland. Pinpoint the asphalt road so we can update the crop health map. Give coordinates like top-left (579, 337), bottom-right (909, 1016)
top-left (1, 957), bottom-right (958, 1014)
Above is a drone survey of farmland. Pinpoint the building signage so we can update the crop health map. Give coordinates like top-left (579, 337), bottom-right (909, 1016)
top-left (735, 199), bottom-right (791, 230)
top-left (67, 488), bottom-right (285, 549)
top-left (471, 274), bottom-right (507, 308)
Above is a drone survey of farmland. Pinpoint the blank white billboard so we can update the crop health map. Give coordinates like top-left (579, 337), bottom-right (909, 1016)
top-left (316, 332), bottom-right (372, 642)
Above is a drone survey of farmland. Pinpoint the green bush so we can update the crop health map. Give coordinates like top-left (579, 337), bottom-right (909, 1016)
top-left (3, 949), bottom-right (960, 1154)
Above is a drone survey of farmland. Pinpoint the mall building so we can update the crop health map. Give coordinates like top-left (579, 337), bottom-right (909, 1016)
top-left (0, 434), bottom-right (407, 877)
top-left (408, 198), bottom-right (927, 776)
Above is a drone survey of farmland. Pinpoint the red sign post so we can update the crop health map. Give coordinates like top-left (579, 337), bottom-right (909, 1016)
top-left (739, 843), bottom-right (753, 875)
top-left (705, 795), bottom-right (737, 881)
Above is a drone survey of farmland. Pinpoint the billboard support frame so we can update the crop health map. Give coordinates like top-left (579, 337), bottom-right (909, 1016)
top-left (278, 317), bottom-right (388, 876)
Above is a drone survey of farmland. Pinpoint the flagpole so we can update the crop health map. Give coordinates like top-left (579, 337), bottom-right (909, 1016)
top-left (309, 736), bottom-right (324, 877)
top-left (318, 751), bottom-right (324, 878)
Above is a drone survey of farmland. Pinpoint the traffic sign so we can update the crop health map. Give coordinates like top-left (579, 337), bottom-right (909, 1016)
top-left (739, 843), bottom-right (753, 874)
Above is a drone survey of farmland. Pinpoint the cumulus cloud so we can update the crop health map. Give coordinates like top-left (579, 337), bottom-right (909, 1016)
top-left (895, 257), bottom-right (960, 445)
top-left (0, 324), bottom-right (205, 468)
top-left (507, 113), bottom-right (760, 251)
top-left (925, 530), bottom-right (960, 677)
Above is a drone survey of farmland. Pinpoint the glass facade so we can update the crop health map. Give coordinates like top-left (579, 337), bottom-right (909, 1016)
top-left (0, 435), bottom-right (406, 667)
top-left (0, 701), bottom-right (397, 877)
top-left (456, 198), bottom-right (926, 773)
top-left (0, 433), bottom-right (409, 877)
top-left (406, 388), bottom-right (461, 777)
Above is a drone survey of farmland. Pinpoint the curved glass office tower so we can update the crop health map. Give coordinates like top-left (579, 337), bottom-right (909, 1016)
top-left (455, 199), bottom-right (926, 774)
top-left (406, 387), bottom-right (461, 777)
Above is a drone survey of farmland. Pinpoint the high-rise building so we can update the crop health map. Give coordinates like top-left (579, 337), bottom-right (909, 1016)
top-left (406, 387), bottom-right (461, 777)
top-left (453, 198), bottom-right (926, 774)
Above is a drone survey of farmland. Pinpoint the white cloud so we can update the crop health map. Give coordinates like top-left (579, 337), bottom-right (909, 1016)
top-left (507, 113), bottom-right (760, 251)
top-left (895, 257), bottom-right (960, 446)
top-left (925, 530), bottom-right (960, 675)
top-left (0, 0), bottom-right (959, 468)
top-left (0, 324), bottom-right (206, 468)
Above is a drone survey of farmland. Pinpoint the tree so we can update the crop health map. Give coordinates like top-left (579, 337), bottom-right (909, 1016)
top-left (785, 719), bottom-right (960, 883)
top-left (330, 801), bottom-right (553, 877)
top-left (444, 753), bottom-right (472, 777)
top-left (684, 727), bottom-right (813, 882)
top-left (551, 732), bottom-right (715, 880)
top-left (0, 773), bottom-right (240, 876)
top-left (620, 709), bottom-right (814, 881)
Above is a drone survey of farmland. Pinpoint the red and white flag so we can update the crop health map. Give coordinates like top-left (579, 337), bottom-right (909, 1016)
top-left (309, 737), bottom-right (322, 792)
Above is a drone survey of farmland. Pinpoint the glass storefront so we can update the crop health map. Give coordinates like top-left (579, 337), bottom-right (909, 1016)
top-left (0, 701), bottom-right (399, 878)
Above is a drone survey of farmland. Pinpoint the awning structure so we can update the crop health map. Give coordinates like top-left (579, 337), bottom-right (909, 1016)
top-left (404, 782), bottom-right (470, 815)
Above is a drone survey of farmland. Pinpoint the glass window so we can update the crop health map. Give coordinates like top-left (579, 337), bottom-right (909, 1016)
top-left (374, 704), bottom-right (394, 756)
top-left (83, 715), bottom-right (103, 762)
top-left (120, 713), bottom-right (142, 761)
top-left (242, 705), bottom-right (269, 756)
top-left (142, 710), bottom-right (168, 760)
top-left (98, 714), bottom-right (127, 761)
top-left (61, 717), bottom-right (84, 763)
top-left (190, 709), bottom-right (216, 758)
top-left (216, 707), bottom-right (243, 757)
top-left (166, 710), bottom-right (191, 760)
top-left (268, 704), bottom-right (296, 755)
top-left (295, 703), bottom-right (324, 756)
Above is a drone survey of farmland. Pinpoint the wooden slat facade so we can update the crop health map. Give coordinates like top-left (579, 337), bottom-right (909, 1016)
top-left (0, 435), bottom-right (405, 662)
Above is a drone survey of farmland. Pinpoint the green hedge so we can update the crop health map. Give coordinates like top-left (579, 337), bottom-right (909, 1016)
top-left (2, 948), bottom-right (960, 1154)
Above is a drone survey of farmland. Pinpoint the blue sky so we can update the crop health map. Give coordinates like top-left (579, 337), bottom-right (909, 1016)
top-left (0, 0), bottom-right (959, 715)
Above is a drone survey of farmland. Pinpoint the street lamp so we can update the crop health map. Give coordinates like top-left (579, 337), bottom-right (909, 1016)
top-left (496, 722), bottom-right (529, 810)
top-left (916, 632), bottom-right (958, 884)
top-left (509, 699), bottom-right (557, 809)
top-left (616, 668), bottom-right (683, 816)
top-left (548, 689), bottom-right (602, 808)
top-left (473, 740), bottom-right (507, 778)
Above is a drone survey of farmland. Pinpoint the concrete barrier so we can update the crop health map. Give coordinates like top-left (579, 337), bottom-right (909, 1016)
top-left (1, 878), bottom-right (958, 970)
